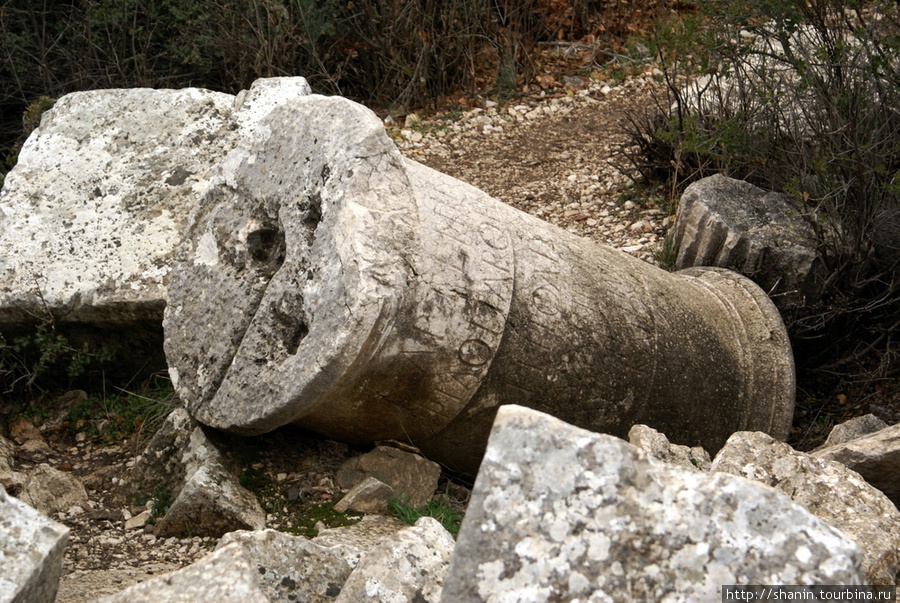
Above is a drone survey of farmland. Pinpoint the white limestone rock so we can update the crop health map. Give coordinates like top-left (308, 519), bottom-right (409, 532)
top-left (218, 529), bottom-right (351, 602)
top-left (819, 414), bottom-right (888, 448)
top-left (18, 463), bottom-right (89, 516)
top-left (336, 517), bottom-right (455, 603)
top-left (812, 422), bottom-right (900, 510)
top-left (0, 77), bottom-right (309, 329)
top-left (443, 405), bottom-right (864, 602)
top-left (96, 543), bottom-right (268, 603)
top-left (0, 485), bottom-right (69, 603)
top-left (312, 515), bottom-right (411, 569)
top-left (672, 174), bottom-right (823, 308)
top-left (712, 431), bottom-right (900, 586)
top-left (125, 408), bottom-right (265, 538)
top-left (627, 424), bottom-right (711, 471)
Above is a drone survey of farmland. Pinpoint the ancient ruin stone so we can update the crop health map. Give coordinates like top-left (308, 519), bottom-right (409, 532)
top-left (312, 515), bottom-right (411, 569)
top-left (336, 517), bottom-right (455, 603)
top-left (0, 78), bottom-right (310, 376)
top-left (0, 485), bottom-right (69, 603)
top-left (164, 95), bottom-right (795, 476)
top-left (336, 447), bottom-right (440, 507)
top-left (819, 414), bottom-right (889, 449)
top-left (813, 423), bottom-right (900, 508)
top-left (334, 476), bottom-right (395, 514)
top-left (125, 409), bottom-right (265, 538)
top-left (217, 529), bottom-right (352, 602)
top-left (627, 424), bottom-right (711, 471)
top-left (96, 543), bottom-right (268, 603)
top-left (18, 463), bottom-right (89, 516)
top-left (443, 406), bottom-right (864, 601)
top-left (672, 174), bottom-right (824, 309)
top-left (712, 430), bottom-right (900, 586)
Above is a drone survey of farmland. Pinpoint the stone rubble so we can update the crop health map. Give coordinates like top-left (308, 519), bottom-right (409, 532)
top-left (813, 422), bottom-right (900, 509)
top-left (336, 447), bottom-right (441, 508)
top-left (712, 430), bottom-right (900, 586)
top-left (123, 408), bottom-right (265, 538)
top-left (0, 485), bottom-right (70, 603)
top-left (444, 405), bottom-right (865, 602)
top-left (335, 517), bottom-right (455, 603)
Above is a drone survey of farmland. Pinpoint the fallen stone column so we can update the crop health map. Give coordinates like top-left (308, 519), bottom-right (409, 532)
top-left (164, 95), bottom-right (795, 475)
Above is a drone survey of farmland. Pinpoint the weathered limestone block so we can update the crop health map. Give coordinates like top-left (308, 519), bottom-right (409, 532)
top-left (0, 485), bottom-right (69, 603)
top-left (672, 174), bottom-right (823, 308)
top-left (164, 94), bottom-right (794, 476)
top-left (334, 476), bottom-right (395, 514)
top-left (336, 447), bottom-right (440, 507)
top-left (443, 406), bottom-right (864, 602)
top-left (712, 430), bottom-right (900, 586)
top-left (0, 78), bottom-right (310, 373)
top-left (813, 423), bottom-right (900, 508)
top-left (819, 414), bottom-right (889, 448)
top-left (218, 529), bottom-right (352, 602)
top-left (627, 424), bottom-right (711, 471)
top-left (18, 463), bottom-right (89, 516)
top-left (336, 517), bottom-right (455, 603)
top-left (312, 515), bottom-right (411, 569)
top-left (96, 543), bottom-right (268, 603)
top-left (124, 408), bottom-right (265, 537)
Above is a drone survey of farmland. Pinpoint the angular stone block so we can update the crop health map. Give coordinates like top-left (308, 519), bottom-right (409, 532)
top-left (164, 95), bottom-right (795, 476)
top-left (18, 463), bottom-right (89, 516)
top-left (443, 406), bottom-right (864, 601)
top-left (713, 430), bottom-right (900, 586)
top-left (124, 408), bottom-right (265, 538)
top-left (96, 543), bottom-right (268, 603)
top-left (218, 529), bottom-right (351, 602)
top-left (813, 422), bottom-right (900, 508)
top-left (334, 477), bottom-right (395, 514)
top-left (336, 517), bottom-right (455, 603)
top-left (0, 485), bottom-right (69, 603)
top-left (0, 78), bottom-right (310, 375)
top-left (672, 174), bottom-right (823, 308)
top-left (336, 447), bottom-right (440, 508)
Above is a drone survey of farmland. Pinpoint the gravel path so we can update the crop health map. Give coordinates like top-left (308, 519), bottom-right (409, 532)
top-left (392, 71), bottom-right (668, 263)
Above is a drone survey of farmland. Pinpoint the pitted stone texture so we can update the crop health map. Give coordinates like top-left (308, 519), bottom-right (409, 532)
top-left (627, 424), bottom-right (711, 471)
top-left (336, 517), bottom-right (455, 603)
top-left (673, 174), bottom-right (823, 308)
top-left (312, 515), bottom-right (411, 569)
top-left (96, 543), bottom-right (268, 603)
top-left (218, 529), bottom-right (351, 602)
top-left (124, 409), bottom-right (265, 538)
top-left (712, 431), bottom-right (900, 587)
top-left (0, 77), bottom-right (310, 329)
top-left (165, 94), bottom-right (794, 476)
top-left (813, 423), bottom-right (900, 509)
top-left (0, 485), bottom-right (69, 603)
top-left (820, 414), bottom-right (888, 448)
top-left (334, 476), bottom-right (395, 514)
top-left (443, 406), bottom-right (863, 602)
top-left (18, 463), bottom-right (89, 516)
top-left (336, 447), bottom-right (440, 508)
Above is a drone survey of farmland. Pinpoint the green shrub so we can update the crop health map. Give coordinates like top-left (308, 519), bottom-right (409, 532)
top-left (622, 0), bottom-right (900, 374)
